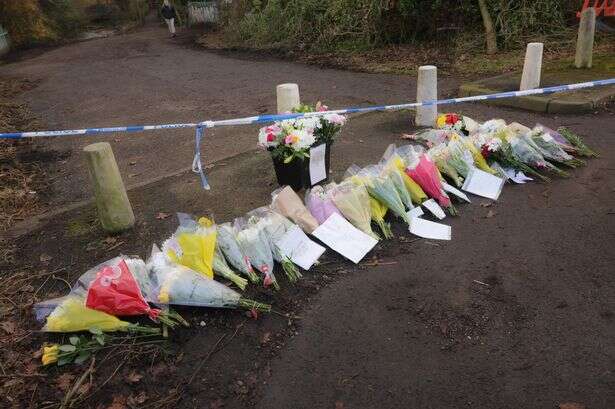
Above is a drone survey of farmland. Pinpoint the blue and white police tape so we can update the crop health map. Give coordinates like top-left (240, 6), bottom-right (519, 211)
top-left (1, 77), bottom-right (613, 189)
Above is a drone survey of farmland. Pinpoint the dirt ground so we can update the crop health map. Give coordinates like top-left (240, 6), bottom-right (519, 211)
top-left (1, 19), bottom-right (615, 409)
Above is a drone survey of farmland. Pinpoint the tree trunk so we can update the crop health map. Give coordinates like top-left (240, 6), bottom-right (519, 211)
top-left (478, 0), bottom-right (497, 54)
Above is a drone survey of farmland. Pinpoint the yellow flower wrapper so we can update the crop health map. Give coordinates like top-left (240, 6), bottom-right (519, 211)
top-left (42, 296), bottom-right (131, 333)
top-left (347, 176), bottom-right (392, 239)
top-left (164, 216), bottom-right (217, 279)
top-left (455, 134), bottom-right (497, 175)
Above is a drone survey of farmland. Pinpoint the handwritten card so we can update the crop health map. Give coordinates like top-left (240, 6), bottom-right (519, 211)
top-left (462, 168), bottom-right (505, 200)
top-left (409, 218), bottom-right (451, 241)
top-left (422, 199), bottom-right (446, 220)
top-left (276, 226), bottom-right (326, 270)
top-left (309, 144), bottom-right (327, 186)
top-left (312, 214), bottom-right (378, 264)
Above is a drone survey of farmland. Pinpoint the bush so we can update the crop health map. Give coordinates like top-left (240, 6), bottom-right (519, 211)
top-left (220, 0), bottom-right (583, 53)
top-left (0, 0), bottom-right (57, 48)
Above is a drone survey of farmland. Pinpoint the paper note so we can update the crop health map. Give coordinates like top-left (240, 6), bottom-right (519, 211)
top-left (422, 199), bottom-right (446, 220)
top-left (276, 225), bottom-right (326, 270)
top-left (309, 144), bottom-right (327, 186)
top-left (312, 213), bottom-right (378, 264)
top-left (409, 218), bottom-right (451, 241)
top-left (503, 168), bottom-right (534, 184)
top-left (442, 183), bottom-right (471, 203)
top-left (462, 168), bottom-right (505, 200)
top-left (407, 206), bottom-right (424, 219)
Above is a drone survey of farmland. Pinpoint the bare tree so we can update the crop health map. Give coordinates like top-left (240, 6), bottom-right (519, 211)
top-left (478, 0), bottom-right (497, 54)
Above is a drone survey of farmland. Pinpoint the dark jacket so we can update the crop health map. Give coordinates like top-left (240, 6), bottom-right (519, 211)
top-left (161, 5), bottom-right (176, 20)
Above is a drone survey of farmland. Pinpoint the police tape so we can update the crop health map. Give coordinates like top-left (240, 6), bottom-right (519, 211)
top-left (1, 78), bottom-right (614, 189)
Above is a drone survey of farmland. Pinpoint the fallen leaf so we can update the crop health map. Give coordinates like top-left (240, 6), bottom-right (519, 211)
top-left (480, 202), bottom-right (493, 208)
top-left (103, 237), bottom-right (117, 245)
top-left (156, 212), bottom-right (170, 220)
top-left (39, 254), bottom-right (52, 262)
top-left (126, 371), bottom-right (143, 384)
top-left (559, 403), bottom-right (586, 409)
top-left (127, 391), bottom-right (147, 406)
top-left (210, 398), bottom-right (224, 409)
top-left (486, 210), bottom-right (496, 218)
top-left (56, 373), bottom-right (76, 392)
top-left (129, 161), bottom-right (137, 166)
top-left (335, 401), bottom-right (345, 409)
top-left (261, 332), bottom-right (271, 344)
top-left (106, 395), bottom-right (127, 409)
top-left (0, 321), bottom-right (16, 334)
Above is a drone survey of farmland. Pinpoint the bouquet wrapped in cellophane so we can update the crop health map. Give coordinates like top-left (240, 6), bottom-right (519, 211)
top-left (381, 144), bottom-right (428, 204)
top-left (34, 255), bottom-right (186, 330)
top-left (330, 180), bottom-right (380, 240)
top-left (246, 207), bottom-right (302, 283)
top-left (356, 165), bottom-right (411, 225)
top-left (235, 217), bottom-right (279, 290)
top-left (271, 186), bottom-right (320, 234)
top-left (528, 127), bottom-right (585, 168)
top-left (427, 143), bottom-right (465, 187)
top-left (35, 296), bottom-right (160, 334)
top-left (162, 213), bottom-right (216, 279)
top-left (146, 245), bottom-right (270, 312)
top-left (342, 170), bottom-right (392, 239)
top-left (217, 223), bottom-right (260, 284)
top-left (399, 145), bottom-right (457, 215)
top-left (305, 185), bottom-right (343, 224)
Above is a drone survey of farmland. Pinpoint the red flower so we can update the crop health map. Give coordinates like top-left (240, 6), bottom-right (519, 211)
top-left (481, 144), bottom-right (491, 159)
top-left (266, 133), bottom-right (275, 142)
top-left (445, 113), bottom-right (459, 125)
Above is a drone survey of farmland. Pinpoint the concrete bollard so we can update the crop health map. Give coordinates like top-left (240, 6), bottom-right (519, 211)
top-left (520, 42), bottom-right (543, 91)
top-left (415, 65), bottom-right (438, 127)
top-left (276, 83), bottom-right (301, 114)
top-left (83, 142), bottom-right (135, 233)
top-left (575, 7), bottom-right (596, 69)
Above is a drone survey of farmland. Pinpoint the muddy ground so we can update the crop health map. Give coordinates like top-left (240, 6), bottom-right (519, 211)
top-left (1, 18), bottom-right (614, 409)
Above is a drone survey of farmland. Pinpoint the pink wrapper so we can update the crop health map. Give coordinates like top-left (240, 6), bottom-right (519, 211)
top-left (405, 154), bottom-right (451, 207)
top-left (305, 187), bottom-right (343, 224)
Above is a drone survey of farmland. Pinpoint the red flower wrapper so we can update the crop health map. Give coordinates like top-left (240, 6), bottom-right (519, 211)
top-left (85, 259), bottom-right (159, 319)
top-left (405, 154), bottom-right (452, 208)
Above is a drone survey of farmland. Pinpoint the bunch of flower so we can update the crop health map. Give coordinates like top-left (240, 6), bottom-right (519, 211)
top-left (293, 101), bottom-right (347, 145)
top-left (480, 135), bottom-right (551, 182)
top-left (258, 120), bottom-right (316, 163)
top-left (436, 113), bottom-right (468, 135)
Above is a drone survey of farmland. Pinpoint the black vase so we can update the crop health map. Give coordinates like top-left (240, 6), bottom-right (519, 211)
top-left (271, 143), bottom-right (333, 191)
top-left (271, 154), bottom-right (309, 191)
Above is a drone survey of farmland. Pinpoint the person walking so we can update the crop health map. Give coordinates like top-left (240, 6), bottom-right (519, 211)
top-left (161, 0), bottom-right (177, 37)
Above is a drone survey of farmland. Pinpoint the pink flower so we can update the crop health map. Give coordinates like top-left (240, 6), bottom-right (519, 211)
top-left (317, 104), bottom-right (329, 112)
top-left (285, 135), bottom-right (294, 144)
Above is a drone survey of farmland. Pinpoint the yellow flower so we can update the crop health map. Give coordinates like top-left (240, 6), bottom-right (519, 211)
top-left (42, 345), bottom-right (59, 365)
top-left (436, 114), bottom-right (447, 128)
top-left (291, 135), bottom-right (299, 144)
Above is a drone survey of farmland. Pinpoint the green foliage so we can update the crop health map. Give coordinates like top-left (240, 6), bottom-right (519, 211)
top-left (221, 0), bottom-right (583, 53)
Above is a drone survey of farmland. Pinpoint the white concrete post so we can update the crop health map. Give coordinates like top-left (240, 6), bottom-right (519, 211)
top-left (83, 142), bottom-right (135, 233)
top-left (520, 42), bottom-right (543, 91)
top-left (575, 7), bottom-right (596, 69)
top-left (415, 65), bottom-right (437, 127)
top-left (276, 83), bottom-right (301, 114)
